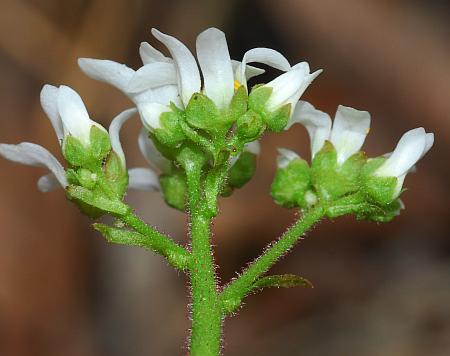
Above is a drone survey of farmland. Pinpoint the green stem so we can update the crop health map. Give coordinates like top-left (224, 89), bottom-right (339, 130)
top-left (220, 205), bottom-right (325, 313)
top-left (186, 166), bottom-right (222, 356)
top-left (120, 212), bottom-right (190, 270)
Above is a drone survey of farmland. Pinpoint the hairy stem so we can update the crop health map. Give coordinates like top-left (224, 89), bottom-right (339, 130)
top-left (186, 166), bottom-right (222, 356)
top-left (115, 212), bottom-right (191, 270)
top-left (220, 205), bottom-right (325, 312)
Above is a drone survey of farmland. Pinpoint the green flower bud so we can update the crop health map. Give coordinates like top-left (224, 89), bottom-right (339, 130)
top-left (104, 151), bottom-right (128, 197)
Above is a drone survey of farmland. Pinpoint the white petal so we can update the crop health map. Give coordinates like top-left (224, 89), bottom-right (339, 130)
top-left (196, 28), bottom-right (234, 109)
top-left (244, 140), bottom-right (261, 155)
top-left (78, 58), bottom-right (135, 93)
top-left (57, 86), bottom-right (104, 146)
top-left (151, 28), bottom-right (201, 107)
top-left (138, 129), bottom-right (171, 173)
top-left (0, 142), bottom-right (67, 188)
top-left (236, 48), bottom-right (291, 88)
top-left (126, 62), bottom-right (177, 93)
top-left (128, 167), bottom-right (160, 191)
top-left (288, 101), bottom-right (332, 158)
top-left (138, 102), bottom-right (169, 131)
top-left (376, 127), bottom-right (427, 178)
top-left (37, 173), bottom-right (61, 192)
top-left (40, 85), bottom-right (64, 142)
top-left (231, 60), bottom-right (265, 81)
top-left (139, 42), bottom-right (173, 64)
top-left (265, 63), bottom-right (320, 112)
top-left (422, 132), bottom-right (434, 158)
top-left (330, 105), bottom-right (371, 164)
top-left (277, 148), bottom-right (301, 169)
top-left (132, 85), bottom-right (181, 107)
top-left (108, 108), bottom-right (137, 166)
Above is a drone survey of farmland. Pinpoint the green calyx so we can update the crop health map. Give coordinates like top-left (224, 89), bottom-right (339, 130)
top-left (271, 158), bottom-right (314, 209)
top-left (271, 142), bottom-right (405, 222)
top-left (248, 86), bottom-right (291, 132)
top-left (62, 126), bottom-right (129, 218)
top-left (311, 141), bottom-right (366, 202)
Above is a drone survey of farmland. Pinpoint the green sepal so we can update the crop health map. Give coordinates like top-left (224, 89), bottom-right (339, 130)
top-left (227, 86), bottom-right (248, 124)
top-left (104, 151), bottom-right (128, 197)
top-left (252, 274), bottom-right (313, 290)
top-left (77, 168), bottom-right (98, 189)
top-left (66, 185), bottom-right (130, 217)
top-left (264, 104), bottom-right (291, 132)
top-left (356, 199), bottom-right (403, 222)
top-left (271, 159), bottom-right (312, 209)
top-left (361, 157), bottom-right (398, 206)
top-left (63, 135), bottom-right (89, 167)
top-left (236, 110), bottom-right (265, 141)
top-left (160, 172), bottom-right (187, 211)
top-left (228, 152), bottom-right (257, 188)
top-left (153, 109), bottom-right (186, 147)
top-left (89, 126), bottom-right (111, 160)
top-left (311, 141), bottom-right (366, 201)
top-left (185, 93), bottom-right (220, 132)
top-left (248, 86), bottom-right (272, 113)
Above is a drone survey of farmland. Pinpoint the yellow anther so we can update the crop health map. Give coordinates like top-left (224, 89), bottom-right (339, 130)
top-left (366, 127), bottom-right (371, 134)
top-left (234, 80), bottom-right (241, 90)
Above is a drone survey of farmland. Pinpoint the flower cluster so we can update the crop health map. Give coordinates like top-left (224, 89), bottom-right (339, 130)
top-left (271, 101), bottom-right (434, 221)
top-left (0, 27), bottom-right (433, 221)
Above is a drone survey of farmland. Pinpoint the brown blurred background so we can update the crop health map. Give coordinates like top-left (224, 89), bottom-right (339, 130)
top-left (0, 0), bottom-right (449, 355)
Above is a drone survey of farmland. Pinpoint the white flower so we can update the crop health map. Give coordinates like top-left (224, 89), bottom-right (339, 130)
top-left (77, 57), bottom-right (180, 132)
top-left (289, 101), bottom-right (370, 164)
top-left (0, 85), bottom-right (107, 192)
top-left (79, 27), bottom-right (293, 130)
top-left (264, 63), bottom-right (322, 114)
top-left (375, 127), bottom-right (434, 196)
top-left (0, 142), bottom-right (67, 192)
top-left (41, 85), bottom-right (107, 147)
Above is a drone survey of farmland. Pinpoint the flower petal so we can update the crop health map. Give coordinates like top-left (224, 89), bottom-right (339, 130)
top-left (330, 105), bottom-right (371, 164)
top-left (288, 101), bottom-right (332, 158)
top-left (139, 42), bottom-right (173, 64)
top-left (40, 85), bottom-right (64, 142)
top-left (231, 60), bottom-right (265, 81)
top-left (0, 142), bottom-right (67, 189)
top-left (126, 62), bottom-right (178, 93)
top-left (37, 173), bottom-right (61, 192)
top-left (78, 58), bottom-right (135, 93)
top-left (236, 48), bottom-right (291, 88)
top-left (138, 129), bottom-right (171, 173)
top-left (57, 85), bottom-right (104, 146)
top-left (128, 167), bottom-right (160, 191)
top-left (244, 140), bottom-right (261, 155)
top-left (132, 85), bottom-right (181, 107)
top-left (108, 108), bottom-right (137, 166)
top-left (196, 28), bottom-right (234, 109)
top-left (376, 127), bottom-right (427, 178)
top-left (277, 148), bottom-right (300, 169)
top-left (265, 63), bottom-right (321, 112)
top-left (138, 102), bottom-right (169, 131)
top-left (151, 28), bottom-right (201, 107)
